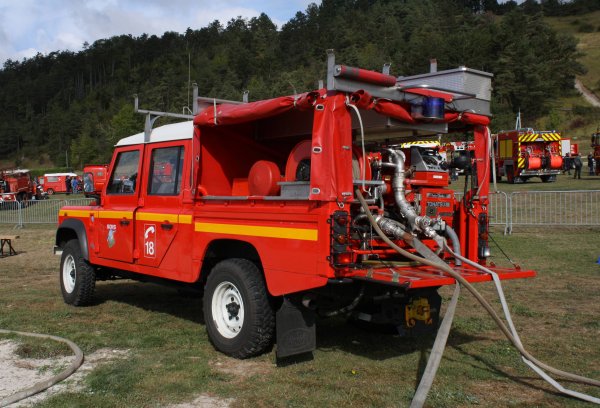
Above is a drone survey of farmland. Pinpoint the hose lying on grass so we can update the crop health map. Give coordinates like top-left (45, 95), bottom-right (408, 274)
top-left (355, 189), bottom-right (600, 407)
top-left (0, 329), bottom-right (83, 407)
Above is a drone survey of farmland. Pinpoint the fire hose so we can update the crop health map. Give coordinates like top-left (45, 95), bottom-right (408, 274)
top-left (355, 189), bottom-right (600, 407)
top-left (0, 329), bottom-right (83, 407)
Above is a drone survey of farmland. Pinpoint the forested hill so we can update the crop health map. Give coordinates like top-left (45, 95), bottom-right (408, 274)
top-left (1, 0), bottom-right (598, 169)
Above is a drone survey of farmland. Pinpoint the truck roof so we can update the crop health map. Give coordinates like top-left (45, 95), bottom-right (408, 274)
top-left (116, 121), bottom-right (193, 146)
top-left (43, 173), bottom-right (78, 177)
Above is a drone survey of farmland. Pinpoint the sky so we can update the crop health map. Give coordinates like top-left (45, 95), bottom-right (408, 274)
top-left (0, 0), bottom-right (319, 65)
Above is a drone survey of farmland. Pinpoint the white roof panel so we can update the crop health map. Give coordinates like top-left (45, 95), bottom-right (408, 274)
top-left (116, 121), bottom-right (194, 146)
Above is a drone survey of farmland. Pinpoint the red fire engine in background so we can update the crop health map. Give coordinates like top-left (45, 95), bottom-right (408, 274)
top-left (592, 129), bottom-right (600, 176)
top-left (83, 164), bottom-right (108, 196)
top-left (0, 169), bottom-right (36, 203)
top-left (492, 129), bottom-right (563, 183)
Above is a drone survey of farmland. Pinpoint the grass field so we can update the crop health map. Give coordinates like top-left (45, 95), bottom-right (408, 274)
top-left (1, 217), bottom-right (599, 406)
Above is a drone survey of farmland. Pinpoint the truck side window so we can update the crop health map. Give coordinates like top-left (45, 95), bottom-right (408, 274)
top-left (107, 150), bottom-right (140, 195)
top-left (148, 146), bottom-right (184, 196)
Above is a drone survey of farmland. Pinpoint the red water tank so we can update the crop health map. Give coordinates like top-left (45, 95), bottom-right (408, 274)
top-left (248, 161), bottom-right (282, 196)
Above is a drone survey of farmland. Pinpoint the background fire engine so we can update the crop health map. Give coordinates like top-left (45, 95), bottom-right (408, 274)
top-left (493, 128), bottom-right (563, 183)
top-left (592, 129), bottom-right (600, 175)
top-left (0, 169), bottom-right (36, 203)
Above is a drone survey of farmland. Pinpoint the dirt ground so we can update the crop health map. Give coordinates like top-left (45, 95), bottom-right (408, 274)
top-left (0, 339), bottom-right (129, 407)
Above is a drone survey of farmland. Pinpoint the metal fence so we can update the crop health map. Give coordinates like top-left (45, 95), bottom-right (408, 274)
top-left (0, 198), bottom-right (95, 228)
top-left (509, 190), bottom-right (600, 233)
top-left (1, 192), bottom-right (599, 233)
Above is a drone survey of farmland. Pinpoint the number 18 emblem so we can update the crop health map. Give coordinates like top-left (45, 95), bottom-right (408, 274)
top-left (144, 224), bottom-right (156, 258)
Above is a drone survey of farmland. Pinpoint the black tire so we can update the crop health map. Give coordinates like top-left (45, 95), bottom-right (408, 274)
top-left (540, 175), bottom-right (551, 183)
top-left (203, 259), bottom-right (275, 359)
top-left (60, 240), bottom-right (96, 306)
top-left (47, 188), bottom-right (54, 195)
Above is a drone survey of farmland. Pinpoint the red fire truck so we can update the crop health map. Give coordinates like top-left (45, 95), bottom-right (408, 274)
top-left (39, 173), bottom-right (79, 194)
top-left (0, 169), bottom-right (35, 204)
top-left (83, 164), bottom-right (108, 196)
top-left (592, 130), bottom-right (600, 176)
top-left (493, 129), bottom-right (563, 183)
top-left (55, 53), bottom-right (534, 359)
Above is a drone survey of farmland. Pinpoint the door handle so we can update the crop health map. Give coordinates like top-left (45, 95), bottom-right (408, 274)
top-left (120, 219), bottom-right (130, 226)
top-left (161, 223), bottom-right (173, 230)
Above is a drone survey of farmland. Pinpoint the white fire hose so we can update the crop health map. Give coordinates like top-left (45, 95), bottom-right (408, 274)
top-left (355, 189), bottom-right (600, 407)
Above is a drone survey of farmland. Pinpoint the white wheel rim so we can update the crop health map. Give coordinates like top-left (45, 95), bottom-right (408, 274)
top-left (62, 254), bottom-right (76, 293)
top-left (211, 281), bottom-right (244, 339)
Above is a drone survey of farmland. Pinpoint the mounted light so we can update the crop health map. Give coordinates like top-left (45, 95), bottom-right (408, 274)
top-left (411, 97), bottom-right (445, 120)
top-left (330, 211), bottom-right (352, 266)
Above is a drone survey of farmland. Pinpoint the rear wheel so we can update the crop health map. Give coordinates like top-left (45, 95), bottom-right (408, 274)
top-left (47, 188), bottom-right (55, 195)
top-left (540, 175), bottom-right (551, 183)
top-left (203, 259), bottom-right (275, 359)
top-left (60, 240), bottom-right (96, 306)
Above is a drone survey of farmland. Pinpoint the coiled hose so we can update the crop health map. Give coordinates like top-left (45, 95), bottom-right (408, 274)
top-left (0, 329), bottom-right (83, 407)
top-left (355, 190), bottom-right (600, 406)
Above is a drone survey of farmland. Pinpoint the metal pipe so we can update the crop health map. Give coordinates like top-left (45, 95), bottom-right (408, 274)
top-left (444, 225), bottom-right (462, 266)
top-left (386, 149), bottom-right (438, 239)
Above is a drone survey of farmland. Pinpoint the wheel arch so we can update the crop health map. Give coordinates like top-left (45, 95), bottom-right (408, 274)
top-left (56, 218), bottom-right (89, 260)
top-left (199, 239), bottom-right (262, 285)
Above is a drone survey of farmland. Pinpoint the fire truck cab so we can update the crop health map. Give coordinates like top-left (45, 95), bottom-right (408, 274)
top-left (55, 53), bottom-right (534, 359)
top-left (83, 164), bottom-right (108, 196)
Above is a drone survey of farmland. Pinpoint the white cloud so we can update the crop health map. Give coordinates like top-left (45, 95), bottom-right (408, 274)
top-left (0, 0), bottom-right (320, 65)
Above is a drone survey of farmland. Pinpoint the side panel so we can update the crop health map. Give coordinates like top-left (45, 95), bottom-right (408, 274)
top-left (193, 200), bottom-right (331, 296)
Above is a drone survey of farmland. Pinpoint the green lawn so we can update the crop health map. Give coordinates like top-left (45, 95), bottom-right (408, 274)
top-left (0, 222), bottom-right (598, 407)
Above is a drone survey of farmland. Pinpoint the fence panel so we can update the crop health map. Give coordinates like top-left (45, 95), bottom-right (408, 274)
top-left (0, 201), bottom-right (22, 226)
top-left (0, 198), bottom-right (95, 226)
top-left (510, 190), bottom-right (600, 232)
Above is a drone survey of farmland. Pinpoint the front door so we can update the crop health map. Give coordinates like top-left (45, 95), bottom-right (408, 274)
top-left (96, 148), bottom-right (141, 263)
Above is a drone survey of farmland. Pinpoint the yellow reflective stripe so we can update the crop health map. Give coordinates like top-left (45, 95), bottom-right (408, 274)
top-left (59, 209), bottom-right (95, 218)
top-left (179, 214), bottom-right (193, 224)
top-left (97, 211), bottom-right (134, 219)
top-left (137, 212), bottom-right (178, 223)
top-left (64, 210), bottom-right (193, 225)
top-left (195, 222), bottom-right (318, 241)
top-left (518, 157), bottom-right (525, 168)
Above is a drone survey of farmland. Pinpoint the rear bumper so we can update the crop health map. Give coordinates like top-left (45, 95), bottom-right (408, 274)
top-left (337, 263), bottom-right (535, 289)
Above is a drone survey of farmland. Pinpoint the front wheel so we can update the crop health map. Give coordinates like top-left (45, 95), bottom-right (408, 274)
top-left (60, 240), bottom-right (96, 306)
top-left (203, 259), bottom-right (275, 359)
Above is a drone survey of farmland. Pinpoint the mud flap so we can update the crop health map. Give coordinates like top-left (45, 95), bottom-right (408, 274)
top-left (276, 297), bottom-right (316, 359)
